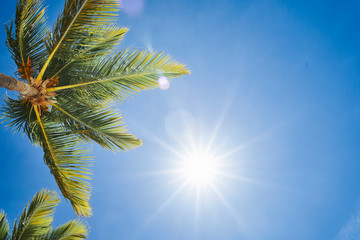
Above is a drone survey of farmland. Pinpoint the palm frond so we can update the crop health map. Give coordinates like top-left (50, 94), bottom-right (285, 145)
top-left (0, 211), bottom-right (9, 240)
top-left (52, 97), bottom-right (141, 151)
top-left (2, 97), bottom-right (94, 218)
top-left (1, 96), bottom-right (41, 144)
top-left (38, 0), bottom-right (121, 81)
top-left (47, 49), bottom-right (190, 102)
top-left (48, 25), bottom-right (128, 80)
top-left (5, 0), bottom-right (48, 80)
top-left (34, 107), bottom-right (93, 217)
top-left (42, 220), bottom-right (87, 240)
top-left (10, 189), bottom-right (59, 240)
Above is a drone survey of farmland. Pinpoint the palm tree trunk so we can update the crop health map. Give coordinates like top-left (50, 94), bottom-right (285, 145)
top-left (0, 72), bottom-right (38, 97)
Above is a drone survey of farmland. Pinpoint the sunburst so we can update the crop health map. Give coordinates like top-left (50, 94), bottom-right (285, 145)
top-left (176, 146), bottom-right (221, 188)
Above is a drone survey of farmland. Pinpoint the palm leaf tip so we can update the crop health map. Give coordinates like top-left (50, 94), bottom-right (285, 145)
top-left (33, 106), bottom-right (93, 217)
top-left (46, 219), bottom-right (88, 240)
top-left (42, 140), bottom-right (93, 218)
top-left (11, 189), bottom-right (59, 239)
top-left (0, 211), bottom-right (9, 240)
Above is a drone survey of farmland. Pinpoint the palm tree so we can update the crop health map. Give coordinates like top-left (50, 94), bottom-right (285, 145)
top-left (0, 0), bottom-right (189, 217)
top-left (0, 189), bottom-right (87, 240)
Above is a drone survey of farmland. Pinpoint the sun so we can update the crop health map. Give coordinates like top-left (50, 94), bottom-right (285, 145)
top-left (140, 114), bottom-right (246, 227)
top-left (178, 149), bottom-right (219, 187)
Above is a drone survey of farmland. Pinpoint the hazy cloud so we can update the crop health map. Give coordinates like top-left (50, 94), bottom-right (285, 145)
top-left (336, 210), bottom-right (360, 240)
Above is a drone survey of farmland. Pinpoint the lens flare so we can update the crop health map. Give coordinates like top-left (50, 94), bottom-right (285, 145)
top-left (158, 76), bottom-right (170, 90)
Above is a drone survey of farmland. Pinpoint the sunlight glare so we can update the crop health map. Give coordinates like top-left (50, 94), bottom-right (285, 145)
top-left (180, 150), bottom-right (218, 187)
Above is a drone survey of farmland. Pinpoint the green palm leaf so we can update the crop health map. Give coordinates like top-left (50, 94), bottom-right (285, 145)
top-left (0, 211), bottom-right (9, 240)
top-left (38, 0), bottom-right (121, 81)
top-left (42, 220), bottom-right (87, 240)
top-left (5, 0), bottom-right (48, 80)
top-left (1, 98), bottom-right (30, 132)
top-left (34, 108), bottom-right (92, 217)
top-left (49, 26), bottom-right (128, 81)
top-left (48, 49), bottom-right (190, 102)
top-left (52, 98), bottom-right (141, 151)
top-left (10, 189), bottom-right (59, 240)
top-left (2, 99), bottom-right (92, 217)
top-left (1, 96), bottom-right (40, 144)
top-left (0, 190), bottom-right (88, 240)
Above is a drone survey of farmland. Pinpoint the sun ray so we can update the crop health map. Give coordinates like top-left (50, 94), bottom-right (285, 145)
top-left (205, 88), bottom-right (237, 154)
top-left (208, 182), bottom-right (243, 227)
top-left (132, 181), bottom-right (189, 238)
top-left (215, 171), bottom-right (271, 187)
top-left (134, 124), bottom-right (188, 161)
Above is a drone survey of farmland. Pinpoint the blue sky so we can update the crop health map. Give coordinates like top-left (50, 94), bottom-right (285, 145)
top-left (1, 0), bottom-right (360, 239)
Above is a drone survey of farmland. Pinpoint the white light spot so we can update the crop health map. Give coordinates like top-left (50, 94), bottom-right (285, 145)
top-left (182, 152), bottom-right (217, 186)
top-left (158, 76), bottom-right (170, 90)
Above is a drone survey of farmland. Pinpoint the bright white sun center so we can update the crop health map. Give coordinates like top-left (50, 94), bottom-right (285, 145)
top-left (182, 153), bottom-right (217, 186)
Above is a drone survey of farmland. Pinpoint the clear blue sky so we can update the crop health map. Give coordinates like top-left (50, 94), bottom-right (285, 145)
top-left (1, 0), bottom-right (360, 239)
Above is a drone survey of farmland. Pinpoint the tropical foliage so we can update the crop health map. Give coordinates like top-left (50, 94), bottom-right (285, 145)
top-left (1, 0), bottom-right (189, 217)
top-left (0, 189), bottom-right (87, 240)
